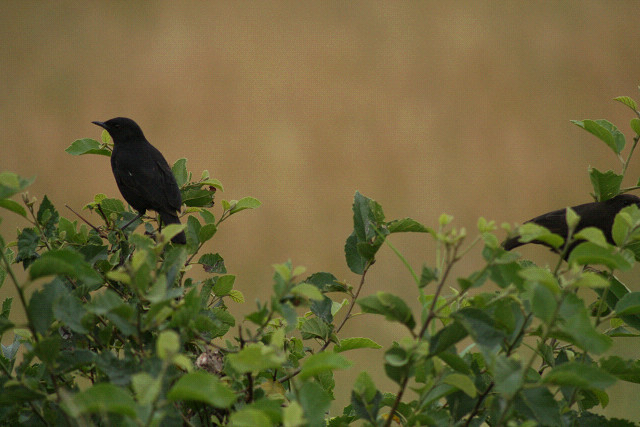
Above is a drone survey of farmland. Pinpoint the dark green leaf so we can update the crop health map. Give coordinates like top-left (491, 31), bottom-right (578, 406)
top-left (345, 231), bottom-right (367, 274)
top-left (515, 387), bottom-right (561, 426)
top-left (198, 253), bottom-right (226, 274)
top-left (558, 293), bottom-right (612, 354)
top-left (358, 292), bottom-right (416, 330)
top-left (351, 371), bottom-right (382, 423)
top-left (543, 362), bottom-right (616, 389)
top-left (429, 321), bottom-right (468, 355)
top-left (451, 307), bottom-right (506, 348)
top-left (600, 356), bottom-right (640, 383)
top-left (387, 218), bottom-right (434, 234)
top-left (29, 248), bottom-right (102, 286)
top-left (615, 292), bottom-right (640, 315)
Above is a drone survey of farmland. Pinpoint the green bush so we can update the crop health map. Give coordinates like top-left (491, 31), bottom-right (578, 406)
top-left (1, 91), bottom-right (640, 426)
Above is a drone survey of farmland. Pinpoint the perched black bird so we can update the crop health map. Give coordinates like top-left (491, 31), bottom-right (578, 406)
top-left (503, 194), bottom-right (640, 255)
top-left (92, 117), bottom-right (186, 244)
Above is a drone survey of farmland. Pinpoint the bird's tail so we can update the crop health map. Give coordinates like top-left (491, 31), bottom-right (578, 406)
top-left (159, 211), bottom-right (186, 244)
top-left (502, 236), bottom-right (523, 251)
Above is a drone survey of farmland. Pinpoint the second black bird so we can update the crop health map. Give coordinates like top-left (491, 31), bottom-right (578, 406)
top-left (503, 193), bottom-right (640, 256)
top-left (93, 117), bottom-right (187, 244)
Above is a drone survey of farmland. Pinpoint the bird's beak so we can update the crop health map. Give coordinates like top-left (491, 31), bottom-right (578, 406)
top-left (92, 121), bottom-right (107, 129)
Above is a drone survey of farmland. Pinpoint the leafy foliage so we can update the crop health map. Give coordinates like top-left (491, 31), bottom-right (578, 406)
top-left (1, 89), bottom-right (640, 425)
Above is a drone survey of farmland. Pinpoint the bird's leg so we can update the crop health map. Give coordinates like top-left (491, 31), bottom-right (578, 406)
top-left (120, 212), bottom-right (144, 231)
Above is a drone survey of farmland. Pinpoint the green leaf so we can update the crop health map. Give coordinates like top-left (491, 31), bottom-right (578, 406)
top-left (451, 307), bottom-right (506, 348)
top-left (429, 321), bottom-right (468, 355)
top-left (131, 372), bottom-right (161, 406)
top-left (492, 355), bottom-right (523, 397)
top-left (519, 266), bottom-right (560, 294)
top-left (298, 381), bottom-right (331, 427)
top-left (167, 371), bottom-right (236, 408)
top-left (358, 292), bottom-right (416, 331)
top-left (588, 167), bottom-right (624, 201)
top-left (613, 95), bottom-right (638, 112)
top-left (351, 371), bottom-right (382, 423)
top-left (345, 231), bottom-right (367, 274)
top-left (0, 172), bottom-right (35, 199)
top-left (157, 330), bottom-right (180, 359)
top-left (65, 138), bottom-right (111, 156)
top-left (515, 387), bottom-right (561, 426)
top-left (227, 343), bottom-right (285, 373)
top-left (300, 317), bottom-right (330, 341)
top-left (612, 204), bottom-right (640, 246)
top-left (229, 197), bottom-right (261, 214)
top-left (574, 226), bottom-right (609, 247)
top-left (198, 223), bottom-right (217, 243)
top-left (571, 271), bottom-right (610, 289)
top-left (387, 218), bottom-right (434, 234)
top-left (631, 118), bottom-right (640, 136)
top-left (334, 337), bottom-right (382, 353)
top-left (532, 283), bottom-right (557, 324)
top-left (567, 242), bottom-right (634, 270)
top-left (543, 362), bottom-right (617, 390)
top-left (443, 373), bottom-right (476, 398)
top-left (213, 275), bottom-right (235, 296)
top-left (299, 352), bottom-right (352, 380)
top-left (64, 383), bottom-right (136, 418)
top-left (516, 223), bottom-right (564, 249)
top-left (53, 292), bottom-right (88, 334)
top-left (291, 283), bottom-right (324, 301)
top-left (229, 408), bottom-right (273, 427)
top-left (558, 293), bottom-right (612, 354)
top-left (198, 253), bottom-right (226, 274)
top-left (0, 198), bottom-right (26, 217)
top-left (615, 292), bottom-right (640, 315)
top-left (600, 356), bottom-right (640, 383)
top-left (28, 249), bottom-right (103, 286)
top-left (171, 158), bottom-right (188, 187)
top-left (573, 119), bottom-right (625, 154)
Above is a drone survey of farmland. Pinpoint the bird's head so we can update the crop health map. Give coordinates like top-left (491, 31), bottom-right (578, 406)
top-left (92, 117), bottom-right (145, 143)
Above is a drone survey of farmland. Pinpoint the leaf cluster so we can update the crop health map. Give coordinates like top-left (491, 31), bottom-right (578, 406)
top-left (0, 90), bottom-right (640, 425)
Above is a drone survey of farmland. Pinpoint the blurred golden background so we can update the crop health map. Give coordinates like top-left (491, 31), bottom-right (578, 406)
top-left (2, 1), bottom-right (640, 420)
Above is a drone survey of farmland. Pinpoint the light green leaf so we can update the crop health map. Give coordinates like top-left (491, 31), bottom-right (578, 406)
top-left (299, 352), bottom-right (352, 380)
top-left (0, 199), bottom-right (26, 217)
top-left (334, 337), bottom-right (382, 353)
top-left (65, 138), bottom-right (111, 156)
top-left (63, 383), bottom-right (136, 418)
top-left (167, 371), bottom-right (236, 408)
top-left (443, 373), bottom-right (476, 398)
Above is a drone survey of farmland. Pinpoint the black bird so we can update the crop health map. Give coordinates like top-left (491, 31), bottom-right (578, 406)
top-left (503, 194), bottom-right (640, 255)
top-left (92, 117), bottom-right (186, 244)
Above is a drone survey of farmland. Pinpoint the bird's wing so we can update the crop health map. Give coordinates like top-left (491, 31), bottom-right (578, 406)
top-left (155, 157), bottom-right (183, 212)
top-left (527, 209), bottom-right (569, 237)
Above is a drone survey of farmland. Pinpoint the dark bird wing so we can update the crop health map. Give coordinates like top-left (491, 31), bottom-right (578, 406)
top-left (111, 144), bottom-right (182, 214)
